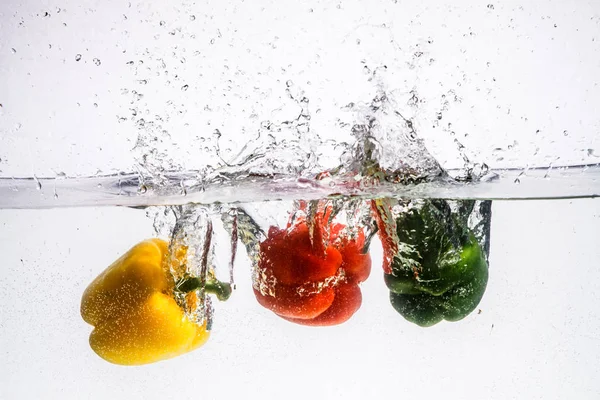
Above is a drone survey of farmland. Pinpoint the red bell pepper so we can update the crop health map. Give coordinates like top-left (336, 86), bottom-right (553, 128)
top-left (253, 204), bottom-right (371, 326)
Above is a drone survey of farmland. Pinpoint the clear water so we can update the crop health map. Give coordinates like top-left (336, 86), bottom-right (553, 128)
top-left (0, 163), bottom-right (599, 209)
top-left (1, 198), bottom-right (599, 400)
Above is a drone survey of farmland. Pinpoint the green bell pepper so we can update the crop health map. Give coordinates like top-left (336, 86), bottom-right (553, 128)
top-left (380, 200), bottom-right (489, 327)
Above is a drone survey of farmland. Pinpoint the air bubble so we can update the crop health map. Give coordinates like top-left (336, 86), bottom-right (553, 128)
top-left (93, 58), bottom-right (101, 66)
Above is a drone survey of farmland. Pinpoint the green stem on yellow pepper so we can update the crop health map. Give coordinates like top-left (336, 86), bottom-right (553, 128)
top-left (175, 276), bottom-right (232, 301)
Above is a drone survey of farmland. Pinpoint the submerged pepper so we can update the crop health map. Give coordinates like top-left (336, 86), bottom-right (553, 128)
top-left (254, 206), bottom-right (371, 326)
top-left (373, 199), bottom-right (489, 327)
top-left (81, 239), bottom-right (230, 365)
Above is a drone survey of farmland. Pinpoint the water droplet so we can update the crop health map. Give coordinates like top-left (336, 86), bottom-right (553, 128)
top-left (93, 58), bottom-right (101, 66)
top-left (138, 79), bottom-right (148, 85)
top-left (93, 103), bottom-right (98, 108)
top-left (56, 171), bottom-right (67, 179)
top-left (563, 130), bottom-right (568, 136)
top-left (11, 48), bottom-right (17, 54)
top-left (181, 84), bottom-right (189, 91)
top-left (189, 15), bottom-right (196, 21)
top-left (53, 188), bottom-right (59, 199)
top-left (159, 20), bottom-right (166, 26)
top-left (75, 54), bottom-right (82, 61)
top-left (139, 184), bottom-right (148, 194)
top-left (33, 176), bottom-right (42, 190)
top-left (286, 80), bottom-right (293, 87)
top-left (487, 4), bottom-right (494, 9)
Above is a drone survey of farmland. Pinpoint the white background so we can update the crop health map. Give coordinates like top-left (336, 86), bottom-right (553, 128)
top-left (1, 0), bottom-right (599, 178)
top-left (2, 0), bottom-right (600, 399)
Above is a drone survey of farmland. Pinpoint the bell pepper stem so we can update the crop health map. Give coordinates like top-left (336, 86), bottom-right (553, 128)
top-left (175, 277), bottom-right (232, 301)
top-left (205, 279), bottom-right (232, 301)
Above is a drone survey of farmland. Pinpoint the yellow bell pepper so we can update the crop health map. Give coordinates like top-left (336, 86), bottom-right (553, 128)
top-left (81, 239), bottom-right (230, 366)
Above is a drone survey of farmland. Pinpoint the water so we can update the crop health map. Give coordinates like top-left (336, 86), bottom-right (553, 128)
top-left (1, 164), bottom-right (598, 209)
top-left (1, 75), bottom-right (599, 399)
top-left (1, 198), bottom-right (599, 399)
top-left (2, 76), bottom-right (600, 400)
top-left (3, 157), bottom-right (598, 399)
top-left (0, 165), bottom-right (598, 399)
